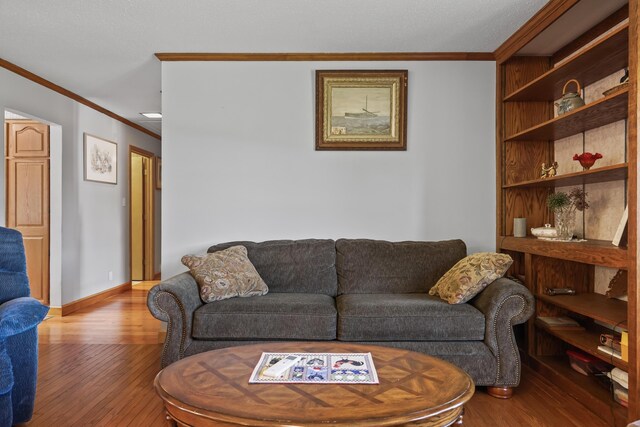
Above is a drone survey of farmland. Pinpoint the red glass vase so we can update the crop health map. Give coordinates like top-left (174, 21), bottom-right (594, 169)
top-left (573, 152), bottom-right (602, 170)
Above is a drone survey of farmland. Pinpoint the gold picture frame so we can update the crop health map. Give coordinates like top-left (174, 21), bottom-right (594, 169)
top-left (315, 70), bottom-right (408, 151)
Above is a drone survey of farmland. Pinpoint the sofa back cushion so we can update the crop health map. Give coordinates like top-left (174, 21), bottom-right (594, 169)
top-left (208, 239), bottom-right (337, 296)
top-left (0, 227), bottom-right (30, 304)
top-left (336, 239), bottom-right (466, 294)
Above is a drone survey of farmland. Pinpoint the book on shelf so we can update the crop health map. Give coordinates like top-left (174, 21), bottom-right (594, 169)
top-left (612, 206), bottom-right (628, 246)
top-left (536, 316), bottom-right (583, 329)
top-left (597, 345), bottom-right (623, 360)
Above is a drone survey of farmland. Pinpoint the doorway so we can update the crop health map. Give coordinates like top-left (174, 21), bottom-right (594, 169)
top-left (129, 146), bottom-right (155, 281)
top-left (4, 116), bottom-right (50, 305)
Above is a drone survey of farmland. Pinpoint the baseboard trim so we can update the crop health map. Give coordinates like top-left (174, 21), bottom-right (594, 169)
top-left (59, 282), bottom-right (132, 316)
top-left (158, 322), bottom-right (167, 344)
top-left (48, 307), bottom-right (62, 316)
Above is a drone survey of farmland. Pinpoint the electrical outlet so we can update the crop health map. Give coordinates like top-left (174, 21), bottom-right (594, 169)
top-left (108, 271), bottom-right (113, 281)
top-left (122, 198), bottom-right (126, 207)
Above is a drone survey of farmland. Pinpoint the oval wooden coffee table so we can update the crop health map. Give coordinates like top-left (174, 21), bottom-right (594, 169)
top-left (155, 342), bottom-right (474, 426)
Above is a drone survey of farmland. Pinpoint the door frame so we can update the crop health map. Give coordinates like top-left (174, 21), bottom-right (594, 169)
top-left (128, 145), bottom-right (155, 281)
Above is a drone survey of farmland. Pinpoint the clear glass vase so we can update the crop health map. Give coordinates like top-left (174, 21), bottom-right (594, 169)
top-left (555, 209), bottom-right (575, 241)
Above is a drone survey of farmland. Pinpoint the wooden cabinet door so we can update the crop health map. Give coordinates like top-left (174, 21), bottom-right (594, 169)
top-left (6, 120), bottom-right (50, 304)
top-left (6, 121), bottom-right (49, 157)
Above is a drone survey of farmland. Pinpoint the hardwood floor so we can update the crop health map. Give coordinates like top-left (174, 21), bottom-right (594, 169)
top-left (34, 282), bottom-right (165, 426)
top-left (38, 282), bottom-right (161, 345)
top-left (32, 282), bottom-right (615, 426)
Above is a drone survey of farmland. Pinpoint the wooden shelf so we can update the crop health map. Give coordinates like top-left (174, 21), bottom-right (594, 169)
top-left (537, 293), bottom-right (627, 328)
top-left (504, 24), bottom-right (629, 102)
top-left (498, 5), bottom-right (637, 422)
top-left (530, 355), bottom-right (627, 425)
top-left (536, 322), bottom-right (628, 370)
top-left (503, 164), bottom-right (628, 189)
top-left (505, 89), bottom-right (628, 142)
top-left (499, 236), bottom-right (628, 269)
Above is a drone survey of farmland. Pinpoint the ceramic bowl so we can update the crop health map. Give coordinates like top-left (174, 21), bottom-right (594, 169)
top-left (531, 224), bottom-right (558, 239)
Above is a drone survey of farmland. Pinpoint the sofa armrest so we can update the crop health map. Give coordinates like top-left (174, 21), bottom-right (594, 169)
top-left (470, 277), bottom-right (534, 387)
top-left (147, 272), bottom-right (203, 367)
top-left (0, 297), bottom-right (49, 339)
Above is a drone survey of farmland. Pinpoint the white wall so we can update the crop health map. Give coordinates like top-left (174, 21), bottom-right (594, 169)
top-left (0, 67), bottom-right (161, 305)
top-left (162, 61), bottom-right (495, 278)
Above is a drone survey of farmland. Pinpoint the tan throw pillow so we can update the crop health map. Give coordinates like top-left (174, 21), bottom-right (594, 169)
top-left (429, 252), bottom-right (513, 304)
top-left (182, 245), bottom-right (268, 303)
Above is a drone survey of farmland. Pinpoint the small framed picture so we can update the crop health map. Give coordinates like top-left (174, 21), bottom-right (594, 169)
top-left (315, 70), bottom-right (408, 151)
top-left (84, 133), bottom-right (117, 184)
top-left (156, 157), bottom-right (162, 190)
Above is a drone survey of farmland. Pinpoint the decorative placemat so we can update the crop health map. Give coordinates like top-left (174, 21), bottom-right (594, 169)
top-left (249, 352), bottom-right (379, 384)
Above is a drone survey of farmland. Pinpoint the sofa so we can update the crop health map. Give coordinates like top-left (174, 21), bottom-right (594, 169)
top-left (148, 238), bottom-right (534, 395)
top-left (0, 227), bottom-right (49, 427)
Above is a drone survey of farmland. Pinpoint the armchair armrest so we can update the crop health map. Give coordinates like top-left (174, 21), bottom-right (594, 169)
top-left (0, 297), bottom-right (49, 339)
top-left (147, 272), bottom-right (203, 367)
top-left (470, 278), bottom-right (534, 387)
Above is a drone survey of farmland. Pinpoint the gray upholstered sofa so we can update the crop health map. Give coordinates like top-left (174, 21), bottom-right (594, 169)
top-left (148, 239), bottom-right (534, 395)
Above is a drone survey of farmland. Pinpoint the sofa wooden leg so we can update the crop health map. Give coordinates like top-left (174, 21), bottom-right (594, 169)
top-left (487, 386), bottom-right (513, 399)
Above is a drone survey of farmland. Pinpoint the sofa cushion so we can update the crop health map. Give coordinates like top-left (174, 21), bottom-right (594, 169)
top-left (209, 239), bottom-right (337, 296)
top-left (336, 239), bottom-right (466, 294)
top-left (182, 246), bottom-right (269, 303)
top-left (192, 293), bottom-right (337, 340)
top-left (336, 293), bottom-right (485, 341)
top-left (430, 252), bottom-right (513, 304)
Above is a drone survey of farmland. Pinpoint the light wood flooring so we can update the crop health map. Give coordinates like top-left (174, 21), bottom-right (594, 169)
top-left (32, 282), bottom-right (615, 426)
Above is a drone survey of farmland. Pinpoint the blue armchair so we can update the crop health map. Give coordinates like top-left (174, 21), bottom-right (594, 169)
top-left (0, 227), bottom-right (48, 426)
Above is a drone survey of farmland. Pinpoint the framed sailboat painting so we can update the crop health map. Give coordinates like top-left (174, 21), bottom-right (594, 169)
top-left (315, 70), bottom-right (408, 150)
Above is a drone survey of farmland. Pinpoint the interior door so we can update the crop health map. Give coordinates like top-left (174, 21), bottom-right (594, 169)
top-left (130, 148), bottom-right (155, 281)
top-left (131, 154), bottom-right (144, 281)
top-left (5, 120), bottom-right (50, 305)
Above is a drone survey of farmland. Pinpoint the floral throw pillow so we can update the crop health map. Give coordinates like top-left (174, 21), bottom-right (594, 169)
top-left (429, 252), bottom-right (513, 304)
top-left (182, 245), bottom-right (268, 303)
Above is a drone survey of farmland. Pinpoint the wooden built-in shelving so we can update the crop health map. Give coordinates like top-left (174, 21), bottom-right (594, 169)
top-left (502, 163), bottom-right (628, 189)
top-left (536, 322), bottom-right (629, 370)
top-left (497, 2), bottom-right (637, 421)
top-left (504, 24), bottom-right (629, 101)
top-left (505, 89), bottom-right (628, 141)
top-left (499, 237), bottom-right (628, 269)
top-left (537, 293), bottom-right (628, 327)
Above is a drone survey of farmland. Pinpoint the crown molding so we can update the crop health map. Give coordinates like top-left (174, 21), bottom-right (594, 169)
top-left (0, 58), bottom-right (161, 140)
top-left (155, 52), bottom-right (495, 61)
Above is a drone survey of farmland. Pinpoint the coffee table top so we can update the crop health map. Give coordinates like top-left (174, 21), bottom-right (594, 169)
top-left (155, 342), bottom-right (474, 426)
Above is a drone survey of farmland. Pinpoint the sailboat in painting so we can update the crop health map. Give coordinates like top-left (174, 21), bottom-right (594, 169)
top-left (345, 96), bottom-right (378, 118)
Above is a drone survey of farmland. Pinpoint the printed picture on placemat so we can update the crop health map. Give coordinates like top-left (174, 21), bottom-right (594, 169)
top-left (250, 352), bottom-right (379, 384)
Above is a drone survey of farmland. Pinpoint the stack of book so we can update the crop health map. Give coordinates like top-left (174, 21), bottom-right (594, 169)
top-left (607, 368), bottom-right (629, 407)
top-left (597, 333), bottom-right (626, 361)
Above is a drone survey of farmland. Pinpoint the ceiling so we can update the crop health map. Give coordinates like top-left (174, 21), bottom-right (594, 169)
top-left (0, 0), bottom-right (549, 136)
